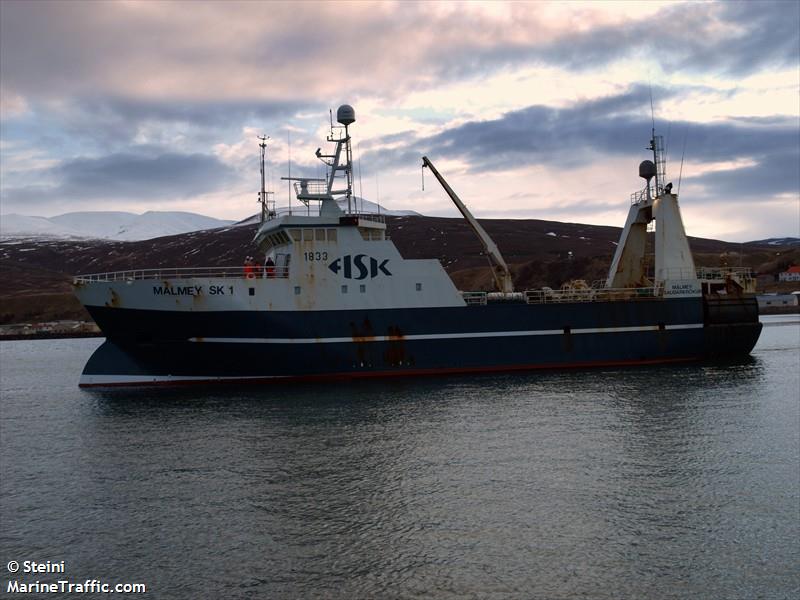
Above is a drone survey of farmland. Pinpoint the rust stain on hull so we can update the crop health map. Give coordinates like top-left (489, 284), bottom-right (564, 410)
top-left (383, 325), bottom-right (409, 367)
top-left (348, 319), bottom-right (413, 367)
top-left (105, 288), bottom-right (122, 308)
top-left (350, 317), bottom-right (375, 364)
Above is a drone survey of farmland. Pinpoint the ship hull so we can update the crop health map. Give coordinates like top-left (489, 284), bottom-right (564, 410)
top-left (78, 296), bottom-right (762, 387)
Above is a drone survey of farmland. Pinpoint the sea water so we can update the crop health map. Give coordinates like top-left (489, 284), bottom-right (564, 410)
top-left (1, 316), bottom-right (798, 599)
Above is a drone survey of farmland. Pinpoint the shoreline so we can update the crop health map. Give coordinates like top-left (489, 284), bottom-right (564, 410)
top-left (758, 305), bottom-right (800, 315)
top-left (0, 331), bottom-right (104, 342)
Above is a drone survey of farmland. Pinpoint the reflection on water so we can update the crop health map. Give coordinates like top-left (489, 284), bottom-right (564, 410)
top-left (1, 318), bottom-right (798, 599)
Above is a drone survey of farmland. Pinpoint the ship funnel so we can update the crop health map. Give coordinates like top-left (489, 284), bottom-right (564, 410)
top-left (337, 105), bottom-right (355, 126)
top-left (639, 159), bottom-right (656, 183)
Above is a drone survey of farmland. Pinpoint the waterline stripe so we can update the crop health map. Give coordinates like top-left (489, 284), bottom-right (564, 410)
top-left (78, 355), bottom-right (702, 388)
top-left (79, 374), bottom-right (289, 386)
top-left (189, 323), bottom-right (704, 345)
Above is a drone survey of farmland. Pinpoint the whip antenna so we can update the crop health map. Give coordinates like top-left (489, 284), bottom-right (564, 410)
top-left (677, 125), bottom-right (689, 196)
top-left (357, 143), bottom-right (364, 214)
top-left (287, 129), bottom-right (292, 215)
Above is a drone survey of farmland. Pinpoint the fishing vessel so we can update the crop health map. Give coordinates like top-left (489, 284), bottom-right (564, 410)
top-left (73, 105), bottom-right (762, 387)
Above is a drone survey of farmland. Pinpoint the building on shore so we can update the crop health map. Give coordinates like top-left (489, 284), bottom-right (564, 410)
top-left (756, 292), bottom-right (800, 313)
top-left (778, 266), bottom-right (800, 282)
top-left (0, 320), bottom-right (100, 338)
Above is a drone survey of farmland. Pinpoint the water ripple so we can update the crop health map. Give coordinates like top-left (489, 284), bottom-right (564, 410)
top-left (1, 319), bottom-right (798, 599)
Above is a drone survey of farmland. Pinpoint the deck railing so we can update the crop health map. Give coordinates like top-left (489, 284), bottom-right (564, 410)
top-left (458, 286), bottom-right (663, 305)
top-left (631, 189), bottom-right (648, 204)
top-left (353, 213), bottom-right (387, 224)
top-left (649, 267), bottom-right (754, 281)
top-left (525, 285), bottom-right (661, 304)
top-left (293, 180), bottom-right (328, 198)
top-left (460, 291), bottom-right (488, 305)
top-left (696, 266), bottom-right (753, 280)
top-left (74, 266), bottom-right (290, 283)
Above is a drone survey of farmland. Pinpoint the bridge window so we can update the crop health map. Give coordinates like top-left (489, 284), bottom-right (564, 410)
top-left (315, 229), bottom-right (325, 242)
top-left (327, 229), bottom-right (337, 242)
top-left (303, 229), bottom-right (314, 241)
top-left (359, 228), bottom-right (384, 241)
top-left (266, 231), bottom-right (291, 248)
top-left (290, 229), bottom-right (301, 241)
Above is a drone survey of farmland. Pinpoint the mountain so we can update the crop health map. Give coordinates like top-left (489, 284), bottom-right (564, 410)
top-left (1, 211), bottom-right (235, 241)
top-left (745, 237), bottom-right (800, 247)
top-left (0, 214), bottom-right (86, 237)
top-left (234, 197), bottom-right (421, 225)
top-left (2, 214), bottom-right (798, 325)
top-left (340, 197), bottom-right (420, 216)
top-left (0, 200), bottom-right (419, 239)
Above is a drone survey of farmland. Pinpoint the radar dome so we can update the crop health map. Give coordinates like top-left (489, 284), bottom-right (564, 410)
top-left (639, 160), bottom-right (656, 181)
top-left (337, 104), bottom-right (355, 126)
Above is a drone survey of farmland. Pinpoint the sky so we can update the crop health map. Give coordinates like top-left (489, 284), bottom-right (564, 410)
top-left (1, 0), bottom-right (798, 242)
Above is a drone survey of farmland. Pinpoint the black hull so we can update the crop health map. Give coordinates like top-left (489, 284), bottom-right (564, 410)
top-left (78, 295), bottom-right (762, 386)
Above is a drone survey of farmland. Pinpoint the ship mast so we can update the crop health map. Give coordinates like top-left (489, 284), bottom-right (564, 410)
top-left (258, 135), bottom-right (275, 222)
top-left (282, 105), bottom-right (355, 216)
top-left (323, 105), bottom-right (355, 213)
top-left (647, 131), bottom-right (666, 199)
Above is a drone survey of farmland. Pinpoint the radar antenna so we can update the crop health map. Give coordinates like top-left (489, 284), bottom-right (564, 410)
top-left (281, 105), bottom-right (356, 216)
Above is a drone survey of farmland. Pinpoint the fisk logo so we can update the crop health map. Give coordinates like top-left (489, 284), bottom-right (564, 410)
top-left (328, 254), bottom-right (392, 279)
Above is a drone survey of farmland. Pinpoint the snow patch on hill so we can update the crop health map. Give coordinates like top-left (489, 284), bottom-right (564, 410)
top-left (342, 197), bottom-right (420, 216)
top-left (0, 215), bottom-right (86, 237)
top-left (2, 197), bottom-right (419, 240)
top-left (233, 197), bottom-right (420, 226)
top-left (746, 237), bottom-right (800, 247)
top-left (1, 211), bottom-right (234, 241)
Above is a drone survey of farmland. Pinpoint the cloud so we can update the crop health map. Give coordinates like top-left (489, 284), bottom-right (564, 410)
top-left (360, 85), bottom-right (799, 176)
top-left (1, 1), bottom-right (796, 109)
top-left (0, 1), bottom-right (796, 239)
top-left (686, 152), bottom-right (800, 198)
top-left (0, 96), bottom-right (317, 157)
top-left (355, 84), bottom-right (798, 231)
top-left (1, 150), bottom-right (237, 212)
top-left (534, 1), bottom-right (799, 77)
top-left (695, 1), bottom-right (800, 76)
top-left (479, 199), bottom-right (625, 219)
top-left (92, 98), bottom-right (309, 128)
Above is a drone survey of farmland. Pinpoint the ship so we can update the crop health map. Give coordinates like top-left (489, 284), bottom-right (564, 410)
top-left (73, 105), bottom-right (762, 387)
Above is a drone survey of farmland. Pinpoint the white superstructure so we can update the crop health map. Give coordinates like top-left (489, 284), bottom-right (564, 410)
top-left (74, 106), bottom-right (464, 313)
top-left (606, 133), bottom-right (753, 298)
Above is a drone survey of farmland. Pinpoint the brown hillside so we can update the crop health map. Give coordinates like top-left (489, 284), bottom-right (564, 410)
top-left (1, 216), bottom-right (797, 324)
